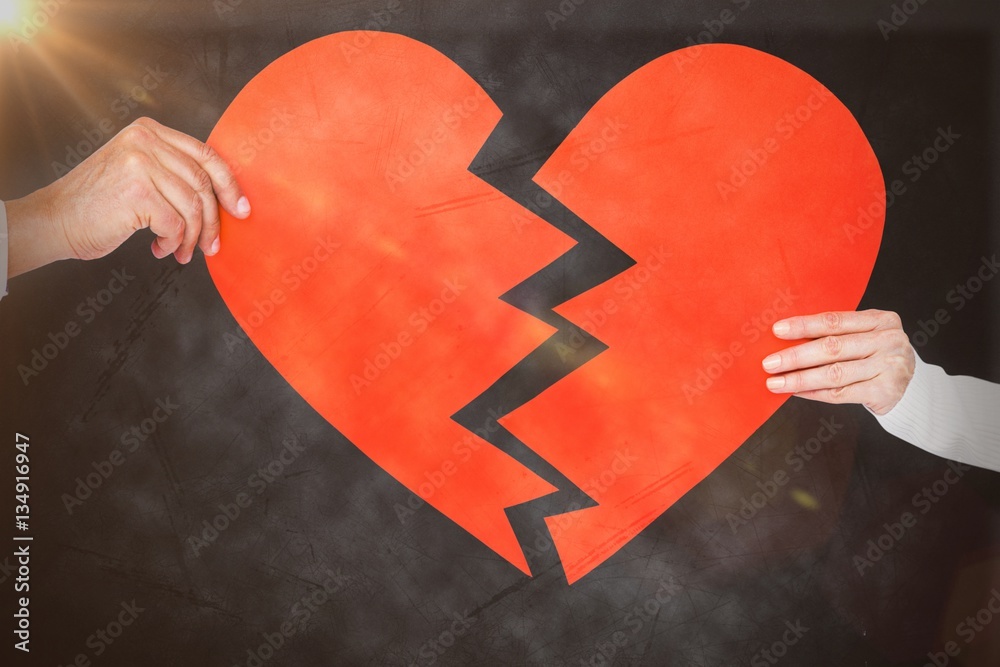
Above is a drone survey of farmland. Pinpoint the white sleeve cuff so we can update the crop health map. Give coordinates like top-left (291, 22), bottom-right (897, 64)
top-left (0, 200), bottom-right (7, 301)
top-left (874, 351), bottom-right (1000, 472)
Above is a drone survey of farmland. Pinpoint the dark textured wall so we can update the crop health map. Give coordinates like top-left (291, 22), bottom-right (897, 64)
top-left (1, 1), bottom-right (999, 665)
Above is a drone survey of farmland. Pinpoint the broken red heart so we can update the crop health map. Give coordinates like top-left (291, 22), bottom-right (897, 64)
top-left (207, 33), bottom-right (884, 584)
top-left (503, 44), bottom-right (884, 582)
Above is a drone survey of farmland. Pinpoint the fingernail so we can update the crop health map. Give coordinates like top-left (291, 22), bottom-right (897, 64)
top-left (210, 238), bottom-right (221, 255)
top-left (762, 354), bottom-right (781, 371)
top-left (766, 377), bottom-right (786, 391)
top-left (237, 196), bottom-right (251, 218)
top-left (773, 321), bottom-right (791, 336)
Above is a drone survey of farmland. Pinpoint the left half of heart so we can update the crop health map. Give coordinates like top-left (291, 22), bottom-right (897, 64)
top-left (206, 32), bottom-right (576, 575)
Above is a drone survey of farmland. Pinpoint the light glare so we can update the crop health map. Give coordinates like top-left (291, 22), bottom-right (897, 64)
top-left (0, 0), bottom-right (24, 29)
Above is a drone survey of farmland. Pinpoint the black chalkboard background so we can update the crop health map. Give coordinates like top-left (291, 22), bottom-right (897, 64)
top-left (1, 0), bottom-right (999, 665)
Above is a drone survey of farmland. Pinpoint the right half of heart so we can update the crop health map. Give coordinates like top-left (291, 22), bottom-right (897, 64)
top-left (502, 43), bottom-right (885, 584)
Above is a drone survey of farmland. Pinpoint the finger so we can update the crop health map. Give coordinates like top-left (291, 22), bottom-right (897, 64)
top-left (143, 195), bottom-right (186, 260)
top-left (150, 142), bottom-right (221, 256)
top-left (134, 117), bottom-right (250, 219)
top-left (763, 331), bottom-right (882, 374)
top-left (792, 379), bottom-right (883, 408)
top-left (772, 310), bottom-right (901, 340)
top-left (151, 238), bottom-right (171, 260)
top-left (148, 167), bottom-right (204, 264)
top-left (765, 358), bottom-right (881, 394)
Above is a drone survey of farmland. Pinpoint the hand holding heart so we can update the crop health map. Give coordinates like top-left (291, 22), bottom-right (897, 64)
top-left (6, 117), bottom-right (250, 280)
top-left (765, 310), bottom-right (917, 416)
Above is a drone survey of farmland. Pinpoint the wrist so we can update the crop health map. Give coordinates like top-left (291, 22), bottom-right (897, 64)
top-left (6, 185), bottom-right (74, 278)
top-left (873, 350), bottom-right (920, 417)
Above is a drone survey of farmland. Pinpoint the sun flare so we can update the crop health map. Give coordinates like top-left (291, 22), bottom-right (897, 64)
top-left (0, 0), bottom-right (27, 32)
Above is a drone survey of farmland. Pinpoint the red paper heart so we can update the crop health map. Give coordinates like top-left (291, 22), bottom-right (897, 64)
top-left (207, 34), bottom-right (884, 583)
top-left (504, 44), bottom-right (884, 582)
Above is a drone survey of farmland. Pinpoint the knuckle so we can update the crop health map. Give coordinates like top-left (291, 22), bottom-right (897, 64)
top-left (884, 354), bottom-right (905, 374)
top-left (886, 351), bottom-right (914, 378)
top-left (197, 141), bottom-right (219, 164)
top-left (821, 335), bottom-right (842, 357)
top-left (883, 329), bottom-right (910, 350)
top-left (169, 216), bottom-right (185, 237)
top-left (122, 150), bottom-right (152, 172)
top-left (826, 362), bottom-right (845, 385)
top-left (122, 123), bottom-right (155, 148)
top-left (185, 191), bottom-right (204, 220)
top-left (194, 168), bottom-right (213, 193)
top-left (822, 311), bottom-right (843, 332)
top-left (783, 346), bottom-right (800, 369)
